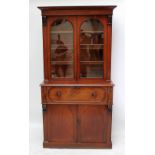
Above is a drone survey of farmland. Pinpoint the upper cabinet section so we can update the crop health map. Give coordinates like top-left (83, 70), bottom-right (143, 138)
top-left (51, 19), bottom-right (74, 79)
top-left (38, 6), bottom-right (116, 83)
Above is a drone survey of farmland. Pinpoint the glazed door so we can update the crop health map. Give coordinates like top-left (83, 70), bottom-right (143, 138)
top-left (77, 16), bottom-right (107, 80)
top-left (47, 17), bottom-right (77, 81)
top-left (47, 16), bottom-right (107, 82)
top-left (77, 105), bottom-right (108, 143)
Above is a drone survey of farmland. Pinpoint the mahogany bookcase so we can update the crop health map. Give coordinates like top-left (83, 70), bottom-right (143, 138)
top-left (38, 6), bottom-right (116, 148)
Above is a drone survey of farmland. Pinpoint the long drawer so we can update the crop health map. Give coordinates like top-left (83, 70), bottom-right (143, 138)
top-left (41, 86), bottom-right (113, 105)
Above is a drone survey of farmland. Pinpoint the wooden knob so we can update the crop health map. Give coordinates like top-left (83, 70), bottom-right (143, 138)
top-left (92, 91), bottom-right (97, 97)
top-left (56, 91), bottom-right (61, 97)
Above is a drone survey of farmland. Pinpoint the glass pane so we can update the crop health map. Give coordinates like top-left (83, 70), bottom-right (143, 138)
top-left (80, 64), bottom-right (103, 78)
top-left (80, 19), bottom-right (104, 78)
top-left (51, 19), bottom-right (74, 78)
top-left (51, 64), bottom-right (73, 78)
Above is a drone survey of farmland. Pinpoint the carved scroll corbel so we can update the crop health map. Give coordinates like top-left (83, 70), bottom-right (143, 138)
top-left (107, 105), bottom-right (112, 112)
top-left (42, 15), bottom-right (47, 26)
top-left (107, 15), bottom-right (112, 25)
top-left (42, 104), bottom-right (47, 112)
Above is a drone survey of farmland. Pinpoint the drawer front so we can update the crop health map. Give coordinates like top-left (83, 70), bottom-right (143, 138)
top-left (42, 86), bottom-right (113, 104)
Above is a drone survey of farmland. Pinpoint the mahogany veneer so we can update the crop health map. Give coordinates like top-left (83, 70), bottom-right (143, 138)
top-left (39, 6), bottom-right (116, 148)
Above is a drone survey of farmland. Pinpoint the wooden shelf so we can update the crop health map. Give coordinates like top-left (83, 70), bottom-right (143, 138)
top-left (80, 61), bottom-right (103, 65)
top-left (80, 31), bottom-right (103, 33)
top-left (80, 48), bottom-right (103, 50)
top-left (51, 61), bottom-right (73, 65)
top-left (51, 76), bottom-right (73, 78)
top-left (80, 76), bottom-right (103, 79)
top-left (80, 44), bottom-right (104, 46)
top-left (51, 48), bottom-right (73, 50)
top-left (51, 31), bottom-right (73, 34)
top-left (51, 44), bottom-right (73, 46)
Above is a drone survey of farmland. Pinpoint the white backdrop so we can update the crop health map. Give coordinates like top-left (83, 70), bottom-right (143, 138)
top-left (29, 0), bottom-right (125, 155)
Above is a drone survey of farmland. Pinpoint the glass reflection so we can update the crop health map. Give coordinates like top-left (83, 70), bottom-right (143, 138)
top-left (51, 19), bottom-right (74, 78)
top-left (80, 19), bottom-right (104, 78)
top-left (80, 64), bottom-right (103, 78)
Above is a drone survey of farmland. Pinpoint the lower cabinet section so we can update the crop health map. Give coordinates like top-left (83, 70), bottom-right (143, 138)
top-left (42, 104), bottom-right (112, 148)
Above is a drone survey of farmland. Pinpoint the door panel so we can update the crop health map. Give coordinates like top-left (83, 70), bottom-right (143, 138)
top-left (78, 105), bottom-right (107, 143)
top-left (47, 16), bottom-right (77, 81)
top-left (77, 16), bottom-right (107, 80)
top-left (47, 104), bottom-right (76, 142)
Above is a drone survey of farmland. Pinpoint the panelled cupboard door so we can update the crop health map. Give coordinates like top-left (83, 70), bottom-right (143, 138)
top-left (44, 104), bottom-right (110, 144)
top-left (78, 105), bottom-right (107, 143)
top-left (46, 104), bottom-right (76, 142)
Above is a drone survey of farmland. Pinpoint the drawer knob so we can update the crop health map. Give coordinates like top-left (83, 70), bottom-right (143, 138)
top-left (91, 91), bottom-right (97, 97)
top-left (56, 91), bottom-right (61, 97)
